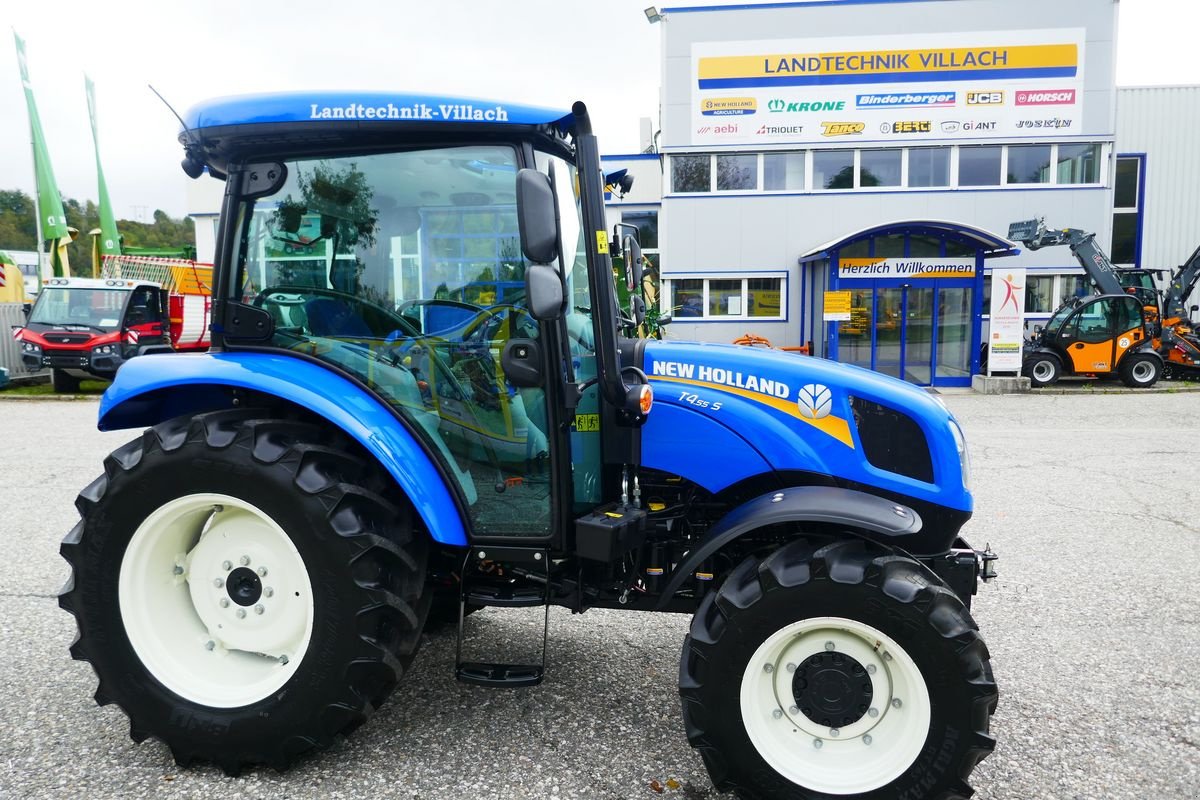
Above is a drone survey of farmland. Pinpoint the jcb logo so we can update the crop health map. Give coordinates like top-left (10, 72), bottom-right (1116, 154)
top-left (967, 91), bottom-right (1004, 105)
top-left (821, 121), bottom-right (865, 137)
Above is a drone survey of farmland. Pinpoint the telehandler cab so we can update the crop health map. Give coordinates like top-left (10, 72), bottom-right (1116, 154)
top-left (60, 92), bottom-right (997, 799)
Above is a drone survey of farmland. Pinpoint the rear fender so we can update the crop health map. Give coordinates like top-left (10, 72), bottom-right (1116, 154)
top-left (653, 485), bottom-right (921, 610)
top-left (98, 352), bottom-right (468, 545)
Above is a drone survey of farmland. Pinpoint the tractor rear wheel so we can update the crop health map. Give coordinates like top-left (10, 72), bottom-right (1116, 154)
top-left (52, 369), bottom-right (81, 393)
top-left (59, 409), bottom-right (428, 774)
top-left (1119, 352), bottom-right (1161, 388)
top-left (679, 538), bottom-right (997, 800)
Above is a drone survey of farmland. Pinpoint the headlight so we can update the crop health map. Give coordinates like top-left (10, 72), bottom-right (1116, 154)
top-left (22, 341), bottom-right (40, 353)
top-left (949, 419), bottom-right (971, 490)
top-left (93, 345), bottom-right (112, 355)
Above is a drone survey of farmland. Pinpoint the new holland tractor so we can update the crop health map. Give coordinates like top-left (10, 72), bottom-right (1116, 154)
top-left (60, 92), bottom-right (998, 799)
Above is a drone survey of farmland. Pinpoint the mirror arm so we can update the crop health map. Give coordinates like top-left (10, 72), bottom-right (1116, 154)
top-left (545, 163), bottom-right (576, 388)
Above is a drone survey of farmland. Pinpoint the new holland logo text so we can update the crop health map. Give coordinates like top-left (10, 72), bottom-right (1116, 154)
top-left (649, 361), bottom-right (791, 399)
top-left (966, 91), bottom-right (1004, 105)
top-left (702, 97), bottom-right (757, 116)
top-left (767, 99), bottom-right (845, 113)
top-left (821, 121), bottom-right (865, 137)
top-left (309, 102), bottom-right (509, 121)
top-left (856, 92), bottom-right (955, 108)
top-left (757, 124), bottom-right (804, 136)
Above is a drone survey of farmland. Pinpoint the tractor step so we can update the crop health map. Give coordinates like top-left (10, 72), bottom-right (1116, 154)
top-left (455, 661), bottom-right (544, 688)
top-left (455, 546), bottom-right (550, 688)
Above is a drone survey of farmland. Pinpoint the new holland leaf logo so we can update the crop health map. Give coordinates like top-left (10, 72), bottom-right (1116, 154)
top-left (797, 384), bottom-right (833, 420)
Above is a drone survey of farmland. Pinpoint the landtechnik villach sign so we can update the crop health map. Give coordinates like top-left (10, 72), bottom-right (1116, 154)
top-left (690, 28), bottom-right (1085, 146)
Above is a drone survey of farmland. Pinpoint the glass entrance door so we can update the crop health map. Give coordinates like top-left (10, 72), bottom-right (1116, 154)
top-left (872, 286), bottom-right (933, 383)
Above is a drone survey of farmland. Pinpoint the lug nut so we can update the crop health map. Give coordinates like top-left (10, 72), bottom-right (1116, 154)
top-left (868, 707), bottom-right (879, 718)
top-left (786, 662), bottom-right (797, 673)
top-left (279, 655), bottom-right (289, 665)
top-left (236, 608), bottom-right (246, 619)
top-left (772, 709), bottom-right (783, 719)
top-left (813, 739), bottom-right (823, 749)
top-left (824, 641), bottom-right (835, 651)
top-left (264, 587), bottom-right (274, 598)
top-left (763, 663), bottom-right (774, 673)
top-left (204, 640), bottom-right (215, 651)
top-left (830, 728), bottom-right (840, 738)
top-left (257, 566), bottom-right (268, 577)
top-left (222, 560), bottom-right (232, 571)
top-left (882, 651), bottom-right (893, 661)
top-left (478, 551), bottom-right (487, 560)
top-left (788, 705), bottom-right (799, 715)
top-left (239, 555), bottom-right (250, 566)
top-left (254, 604), bottom-right (264, 615)
top-left (219, 598), bottom-right (230, 608)
top-left (213, 578), bottom-right (224, 588)
top-left (866, 664), bottom-right (877, 675)
top-left (863, 734), bottom-right (873, 746)
top-left (892, 698), bottom-right (903, 709)
top-left (173, 565), bottom-right (184, 575)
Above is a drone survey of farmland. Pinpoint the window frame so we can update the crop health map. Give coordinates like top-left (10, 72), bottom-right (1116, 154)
top-left (663, 272), bottom-right (788, 321)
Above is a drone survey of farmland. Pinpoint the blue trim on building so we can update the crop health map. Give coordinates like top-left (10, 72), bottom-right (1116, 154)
top-left (661, 134), bottom-right (1115, 150)
top-left (600, 153), bottom-right (662, 161)
top-left (662, 0), bottom-right (949, 13)
top-left (664, 185), bottom-right (1108, 201)
top-left (700, 66), bottom-right (1076, 91)
top-left (1116, 152), bottom-right (1148, 268)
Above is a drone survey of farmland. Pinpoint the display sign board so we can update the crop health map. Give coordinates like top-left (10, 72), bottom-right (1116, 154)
top-left (838, 258), bottom-right (975, 280)
top-left (987, 268), bottom-right (1026, 373)
top-left (823, 290), bottom-right (852, 321)
top-left (690, 28), bottom-right (1085, 146)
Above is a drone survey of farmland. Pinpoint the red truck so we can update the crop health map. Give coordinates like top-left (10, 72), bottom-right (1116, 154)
top-left (13, 256), bottom-right (212, 392)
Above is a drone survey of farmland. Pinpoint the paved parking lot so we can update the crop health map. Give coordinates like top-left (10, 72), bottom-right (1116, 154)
top-left (1, 393), bottom-right (1197, 799)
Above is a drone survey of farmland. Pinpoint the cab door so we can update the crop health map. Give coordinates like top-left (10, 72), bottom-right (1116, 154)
top-left (1057, 296), bottom-right (1143, 374)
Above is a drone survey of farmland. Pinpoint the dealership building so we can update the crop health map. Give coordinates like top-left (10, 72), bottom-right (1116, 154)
top-left (595, 0), bottom-right (1198, 387)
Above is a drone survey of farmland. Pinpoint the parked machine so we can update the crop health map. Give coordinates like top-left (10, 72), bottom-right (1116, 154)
top-left (1008, 219), bottom-right (1164, 387)
top-left (1157, 245), bottom-right (1200, 378)
top-left (59, 92), bottom-right (998, 799)
top-left (14, 256), bottom-right (212, 391)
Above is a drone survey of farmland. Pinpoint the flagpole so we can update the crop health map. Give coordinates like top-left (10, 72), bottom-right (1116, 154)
top-left (29, 136), bottom-right (45, 287)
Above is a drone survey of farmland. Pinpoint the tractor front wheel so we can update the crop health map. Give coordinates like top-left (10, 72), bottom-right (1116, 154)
top-left (1119, 352), bottom-right (1162, 388)
top-left (679, 538), bottom-right (997, 800)
top-left (1023, 354), bottom-right (1061, 387)
top-left (59, 410), bottom-right (428, 773)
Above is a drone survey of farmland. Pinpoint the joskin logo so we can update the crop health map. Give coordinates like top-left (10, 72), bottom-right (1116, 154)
top-left (797, 384), bottom-right (832, 420)
top-left (856, 92), bottom-right (955, 108)
top-left (767, 99), bottom-right (846, 113)
top-left (647, 360), bottom-right (855, 447)
top-left (702, 97), bottom-right (757, 116)
top-left (966, 91), bottom-right (1004, 105)
top-left (821, 122), bottom-right (865, 137)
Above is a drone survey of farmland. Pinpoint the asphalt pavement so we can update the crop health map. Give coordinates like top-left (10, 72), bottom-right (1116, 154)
top-left (0, 394), bottom-right (1197, 799)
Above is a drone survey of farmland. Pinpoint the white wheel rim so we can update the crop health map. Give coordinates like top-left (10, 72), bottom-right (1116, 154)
top-left (119, 493), bottom-right (314, 708)
top-left (1032, 360), bottom-right (1056, 382)
top-left (1131, 360), bottom-right (1155, 382)
top-left (740, 616), bottom-right (932, 795)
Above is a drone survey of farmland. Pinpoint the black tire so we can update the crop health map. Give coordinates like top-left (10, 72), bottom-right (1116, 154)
top-left (52, 369), bottom-right (81, 393)
top-left (1118, 352), bottom-right (1162, 388)
top-left (679, 538), bottom-right (997, 800)
top-left (1022, 354), bottom-right (1060, 387)
top-left (59, 409), bottom-right (429, 774)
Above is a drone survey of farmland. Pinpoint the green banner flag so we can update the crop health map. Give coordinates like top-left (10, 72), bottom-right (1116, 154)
top-left (85, 75), bottom-right (121, 258)
top-left (14, 32), bottom-right (69, 244)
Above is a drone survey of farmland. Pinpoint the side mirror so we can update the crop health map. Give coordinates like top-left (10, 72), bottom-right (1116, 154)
top-left (622, 235), bottom-right (643, 291)
top-left (21, 303), bottom-right (31, 319)
top-left (516, 169), bottom-right (559, 265)
top-left (525, 264), bottom-right (564, 321)
top-left (630, 294), bottom-right (646, 327)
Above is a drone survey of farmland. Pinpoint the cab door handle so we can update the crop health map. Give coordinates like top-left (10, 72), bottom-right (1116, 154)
top-left (1072, 343), bottom-right (1085, 349)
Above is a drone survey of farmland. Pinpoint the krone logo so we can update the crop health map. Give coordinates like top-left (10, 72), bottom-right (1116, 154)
top-left (797, 384), bottom-right (833, 420)
top-left (767, 99), bottom-right (785, 112)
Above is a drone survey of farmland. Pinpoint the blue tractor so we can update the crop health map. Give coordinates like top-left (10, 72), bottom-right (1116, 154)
top-left (60, 92), bottom-right (998, 799)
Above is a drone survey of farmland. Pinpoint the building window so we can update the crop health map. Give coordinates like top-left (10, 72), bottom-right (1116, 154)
top-left (959, 146), bottom-right (1002, 186)
top-left (667, 274), bottom-right (786, 320)
top-left (1058, 143), bottom-right (1100, 184)
top-left (1007, 145), bottom-right (1053, 184)
top-left (716, 154), bottom-right (757, 191)
top-left (860, 149), bottom-right (902, 187)
top-left (909, 147), bottom-right (950, 187)
top-left (763, 152), bottom-right (804, 190)
top-left (1024, 274), bottom-right (1055, 313)
top-left (672, 155), bottom-right (711, 193)
top-left (1112, 156), bottom-right (1142, 265)
top-left (622, 210), bottom-right (658, 250)
top-left (813, 150), bottom-right (855, 189)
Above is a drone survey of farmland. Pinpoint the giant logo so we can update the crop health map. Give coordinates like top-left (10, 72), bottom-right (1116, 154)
top-left (798, 384), bottom-right (833, 420)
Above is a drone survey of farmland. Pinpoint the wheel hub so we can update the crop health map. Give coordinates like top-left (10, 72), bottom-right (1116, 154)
top-left (226, 567), bottom-right (262, 606)
top-left (792, 651), bottom-right (873, 729)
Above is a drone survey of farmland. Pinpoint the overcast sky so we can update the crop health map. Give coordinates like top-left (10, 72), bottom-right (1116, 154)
top-left (2, 0), bottom-right (1196, 225)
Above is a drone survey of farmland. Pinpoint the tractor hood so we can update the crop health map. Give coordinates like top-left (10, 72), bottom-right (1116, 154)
top-left (640, 340), bottom-right (972, 514)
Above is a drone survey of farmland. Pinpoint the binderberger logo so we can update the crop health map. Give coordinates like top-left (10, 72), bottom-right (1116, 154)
top-left (821, 121), bottom-right (865, 137)
top-left (309, 102), bottom-right (510, 121)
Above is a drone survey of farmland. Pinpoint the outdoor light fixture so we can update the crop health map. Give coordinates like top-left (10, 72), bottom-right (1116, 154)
top-left (645, 6), bottom-right (662, 23)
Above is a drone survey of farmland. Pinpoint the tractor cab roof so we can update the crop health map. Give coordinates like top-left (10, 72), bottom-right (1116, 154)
top-left (42, 277), bottom-right (158, 291)
top-left (180, 92), bottom-right (577, 175)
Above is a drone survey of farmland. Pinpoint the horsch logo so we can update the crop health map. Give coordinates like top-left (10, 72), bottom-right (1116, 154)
top-left (1015, 89), bottom-right (1076, 106)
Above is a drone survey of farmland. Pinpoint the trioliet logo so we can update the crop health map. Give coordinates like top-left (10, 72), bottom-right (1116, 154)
top-left (821, 121), bottom-right (865, 137)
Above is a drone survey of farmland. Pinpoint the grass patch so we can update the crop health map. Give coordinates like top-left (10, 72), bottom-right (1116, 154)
top-left (1, 379), bottom-right (110, 397)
